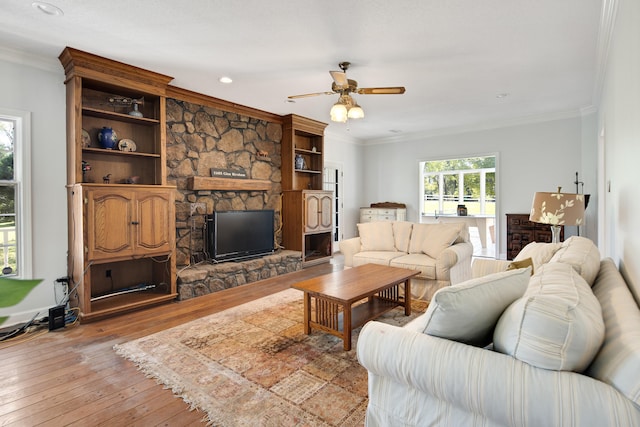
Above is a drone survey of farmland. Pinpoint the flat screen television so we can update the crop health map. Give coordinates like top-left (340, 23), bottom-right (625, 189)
top-left (207, 210), bottom-right (275, 262)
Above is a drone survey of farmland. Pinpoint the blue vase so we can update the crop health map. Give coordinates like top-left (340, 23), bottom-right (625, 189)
top-left (98, 127), bottom-right (117, 149)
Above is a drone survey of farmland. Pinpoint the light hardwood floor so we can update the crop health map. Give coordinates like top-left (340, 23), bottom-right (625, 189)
top-left (0, 261), bottom-right (339, 426)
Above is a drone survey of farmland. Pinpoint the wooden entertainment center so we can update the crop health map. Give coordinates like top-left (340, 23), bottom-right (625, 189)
top-left (281, 114), bottom-right (333, 266)
top-left (59, 48), bottom-right (333, 320)
top-left (60, 48), bottom-right (177, 321)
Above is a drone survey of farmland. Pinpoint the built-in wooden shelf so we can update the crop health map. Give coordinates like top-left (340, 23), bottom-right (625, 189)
top-left (187, 176), bottom-right (271, 191)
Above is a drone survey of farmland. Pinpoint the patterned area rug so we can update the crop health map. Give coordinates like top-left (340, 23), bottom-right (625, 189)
top-left (114, 288), bottom-right (427, 426)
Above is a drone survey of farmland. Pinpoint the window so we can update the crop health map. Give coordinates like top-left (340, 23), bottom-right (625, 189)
top-left (420, 156), bottom-right (497, 258)
top-left (0, 110), bottom-right (32, 277)
top-left (420, 156), bottom-right (496, 215)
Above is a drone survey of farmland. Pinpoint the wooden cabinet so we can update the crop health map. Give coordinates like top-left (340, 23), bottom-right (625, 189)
top-left (283, 190), bottom-right (333, 266)
top-left (360, 207), bottom-right (407, 223)
top-left (281, 115), bottom-right (333, 266)
top-left (60, 47), bottom-right (177, 321)
top-left (506, 213), bottom-right (564, 260)
top-left (304, 191), bottom-right (333, 233)
top-left (85, 186), bottom-right (174, 260)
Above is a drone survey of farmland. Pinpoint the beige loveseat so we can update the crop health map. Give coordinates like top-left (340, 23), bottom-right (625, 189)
top-left (339, 221), bottom-right (473, 300)
top-left (358, 236), bottom-right (640, 426)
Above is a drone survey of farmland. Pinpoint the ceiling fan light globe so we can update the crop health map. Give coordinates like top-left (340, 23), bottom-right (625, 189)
top-left (330, 103), bottom-right (348, 122)
top-left (347, 105), bottom-right (364, 119)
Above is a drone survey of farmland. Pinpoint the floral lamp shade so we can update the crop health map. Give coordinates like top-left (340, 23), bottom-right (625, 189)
top-left (529, 189), bottom-right (585, 243)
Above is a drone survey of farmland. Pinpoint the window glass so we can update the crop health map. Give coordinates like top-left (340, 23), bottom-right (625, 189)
top-left (0, 119), bottom-right (17, 276)
top-left (421, 156), bottom-right (496, 216)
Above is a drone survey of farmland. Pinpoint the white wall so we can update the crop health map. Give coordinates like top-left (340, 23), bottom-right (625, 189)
top-left (598, 0), bottom-right (640, 298)
top-left (359, 115), bottom-right (595, 258)
top-left (0, 58), bottom-right (68, 325)
top-left (324, 130), bottom-right (364, 240)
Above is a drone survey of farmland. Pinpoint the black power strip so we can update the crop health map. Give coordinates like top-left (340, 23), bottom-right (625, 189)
top-left (48, 305), bottom-right (66, 331)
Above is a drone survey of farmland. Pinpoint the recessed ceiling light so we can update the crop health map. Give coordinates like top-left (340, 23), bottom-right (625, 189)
top-left (219, 76), bottom-right (233, 84)
top-left (496, 93), bottom-right (509, 99)
top-left (32, 1), bottom-right (64, 16)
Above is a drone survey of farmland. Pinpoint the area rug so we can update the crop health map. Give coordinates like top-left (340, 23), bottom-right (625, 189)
top-left (114, 288), bottom-right (427, 426)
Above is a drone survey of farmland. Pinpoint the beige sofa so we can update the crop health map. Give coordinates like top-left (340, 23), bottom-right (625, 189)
top-left (357, 236), bottom-right (640, 426)
top-left (339, 221), bottom-right (473, 300)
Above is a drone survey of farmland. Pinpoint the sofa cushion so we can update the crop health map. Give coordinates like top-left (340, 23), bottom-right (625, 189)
top-left (358, 222), bottom-right (396, 252)
top-left (392, 221), bottom-right (413, 253)
top-left (353, 251), bottom-right (406, 267)
top-left (417, 268), bottom-right (531, 347)
top-left (549, 236), bottom-right (600, 286)
top-left (389, 253), bottom-right (437, 279)
top-left (587, 258), bottom-right (640, 407)
top-left (494, 263), bottom-right (605, 372)
top-left (514, 241), bottom-right (561, 271)
top-left (443, 221), bottom-right (470, 243)
top-left (409, 223), bottom-right (461, 258)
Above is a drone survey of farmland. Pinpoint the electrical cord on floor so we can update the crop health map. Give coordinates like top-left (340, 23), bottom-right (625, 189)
top-left (0, 326), bottom-right (48, 349)
top-left (65, 307), bottom-right (80, 327)
top-left (0, 311), bottom-right (41, 342)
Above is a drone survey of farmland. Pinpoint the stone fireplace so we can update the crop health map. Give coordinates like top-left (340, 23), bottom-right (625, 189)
top-left (165, 98), bottom-right (301, 299)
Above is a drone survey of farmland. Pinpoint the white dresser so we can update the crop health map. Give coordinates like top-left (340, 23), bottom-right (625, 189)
top-left (359, 207), bottom-right (407, 223)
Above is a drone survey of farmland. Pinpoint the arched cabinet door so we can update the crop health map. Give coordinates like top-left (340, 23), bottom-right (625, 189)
top-left (135, 188), bottom-right (175, 255)
top-left (304, 191), bottom-right (333, 233)
top-left (86, 188), bottom-right (136, 260)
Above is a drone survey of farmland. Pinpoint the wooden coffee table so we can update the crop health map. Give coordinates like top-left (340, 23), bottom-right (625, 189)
top-left (292, 264), bottom-right (419, 350)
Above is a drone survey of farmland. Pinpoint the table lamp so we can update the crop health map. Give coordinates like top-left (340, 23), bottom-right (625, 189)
top-left (529, 187), bottom-right (585, 243)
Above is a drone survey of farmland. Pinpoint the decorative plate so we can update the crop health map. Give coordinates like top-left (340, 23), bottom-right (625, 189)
top-left (118, 138), bottom-right (137, 152)
top-left (81, 129), bottom-right (91, 148)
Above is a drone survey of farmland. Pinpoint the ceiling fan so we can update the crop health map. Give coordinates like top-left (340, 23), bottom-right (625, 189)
top-left (288, 62), bottom-right (406, 122)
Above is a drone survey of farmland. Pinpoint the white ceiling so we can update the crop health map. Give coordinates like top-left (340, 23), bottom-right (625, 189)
top-left (0, 0), bottom-right (604, 143)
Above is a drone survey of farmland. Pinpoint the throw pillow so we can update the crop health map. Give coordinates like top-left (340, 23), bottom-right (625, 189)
top-left (421, 267), bottom-right (531, 347)
top-left (444, 221), bottom-right (469, 243)
top-left (507, 257), bottom-right (534, 275)
top-left (358, 222), bottom-right (396, 252)
top-left (549, 236), bottom-right (601, 286)
top-left (392, 221), bottom-right (413, 253)
top-left (514, 241), bottom-right (561, 271)
top-left (409, 223), bottom-right (461, 258)
top-left (493, 263), bottom-right (605, 372)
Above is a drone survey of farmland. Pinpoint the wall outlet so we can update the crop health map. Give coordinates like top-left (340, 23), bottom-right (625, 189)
top-left (105, 269), bottom-right (112, 278)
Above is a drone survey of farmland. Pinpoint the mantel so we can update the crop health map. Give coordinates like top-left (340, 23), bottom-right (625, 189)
top-left (187, 176), bottom-right (271, 191)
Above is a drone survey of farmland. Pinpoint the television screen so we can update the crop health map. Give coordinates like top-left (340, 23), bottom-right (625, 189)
top-left (207, 210), bottom-right (275, 262)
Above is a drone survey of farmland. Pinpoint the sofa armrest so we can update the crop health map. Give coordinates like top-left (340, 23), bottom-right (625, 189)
top-left (471, 258), bottom-right (512, 278)
top-left (436, 241), bottom-right (473, 284)
top-left (338, 237), bottom-right (361, 267)
top-left (357, 321), bottom-right (640, 427)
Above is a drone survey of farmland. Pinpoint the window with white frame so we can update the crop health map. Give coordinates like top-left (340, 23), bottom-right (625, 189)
top-left (420, 156), bottom-right (496, 216)
top-left (0, 110), bottom-right (32, 277)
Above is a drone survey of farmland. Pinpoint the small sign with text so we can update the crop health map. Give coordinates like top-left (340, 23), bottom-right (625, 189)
top-left (210, 168), bottom-right (248, 179)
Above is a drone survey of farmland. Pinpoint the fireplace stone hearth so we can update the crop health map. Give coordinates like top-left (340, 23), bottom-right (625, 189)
top-left (176, 250), bottom-right (302, 300)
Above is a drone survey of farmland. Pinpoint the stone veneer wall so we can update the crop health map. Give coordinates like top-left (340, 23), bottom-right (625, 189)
top-left (165, 98), bottom-right (301, 298)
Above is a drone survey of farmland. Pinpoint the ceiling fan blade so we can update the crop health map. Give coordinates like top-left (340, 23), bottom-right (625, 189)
top-left (287, 91), bottom-right (335, 99)
top-left (330, 70), bottom-right (349, 89)
top-left (357, 87), bottom-right (406, 95)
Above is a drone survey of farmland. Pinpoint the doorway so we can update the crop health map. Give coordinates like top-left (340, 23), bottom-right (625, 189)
top-left (323, 162), bottom-right (343, 253)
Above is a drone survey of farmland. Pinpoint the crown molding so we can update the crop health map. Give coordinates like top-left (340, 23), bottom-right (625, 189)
top-left (0, 45), bottom-right (59, 73)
